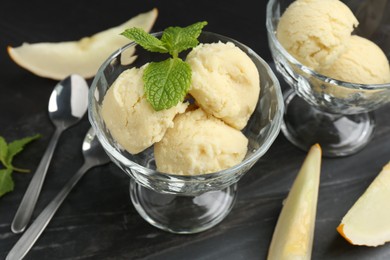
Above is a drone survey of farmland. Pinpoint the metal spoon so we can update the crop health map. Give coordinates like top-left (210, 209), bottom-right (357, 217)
top-left (11, 74), bottom-right (89, 234)
top-left (6, 127), bottom-right (110, 260)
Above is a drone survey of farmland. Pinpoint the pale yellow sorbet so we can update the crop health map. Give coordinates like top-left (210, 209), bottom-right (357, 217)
top-left (319, 35), bottom-right (390, 84)
top-left (154, 108), bottom-right (248, 175)
top-left (101, 66), bottom-right (188, 154)
top-left (277, 0), bottom-right (358, 69)
top-left (186, 42), bottom-right (260, 130)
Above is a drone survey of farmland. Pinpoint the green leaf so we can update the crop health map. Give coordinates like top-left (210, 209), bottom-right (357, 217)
top-left (143, 58), bottom-right (191, 111)
top-left (0, 168), bottom-right (14, 197)
top-left (161, 21), bottom-right (208, 56)
top-left (0, 134), bottom-right (41, 197)
top-left (0, 136), bottom-right (8, 167)
top-left (121, 21), bottom-right (207, 111)
top-left (121, 27), bottom-right (169, 53)
top-left (6, 134), bottom-right (40, 170)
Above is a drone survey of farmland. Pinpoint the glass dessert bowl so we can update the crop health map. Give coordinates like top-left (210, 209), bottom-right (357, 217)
top-left (89, 31), bottom-right (284, 234)
top-left (266, 0), bottom-right (390, 157)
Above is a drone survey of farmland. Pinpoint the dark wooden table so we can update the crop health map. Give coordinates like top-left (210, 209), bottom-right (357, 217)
top-left (1, 0), bottom-right (390, 259)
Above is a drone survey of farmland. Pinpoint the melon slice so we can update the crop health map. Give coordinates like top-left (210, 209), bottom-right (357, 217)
top-left (267, 144), bottom-right (322, 260)
top-left (337, 161), bottom-right (390, 246)
top-left (7, 8), bottom-right (158, 80)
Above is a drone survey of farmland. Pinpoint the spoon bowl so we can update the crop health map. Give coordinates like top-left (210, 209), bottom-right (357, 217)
top-left (48, 75), bottom-right (89, 128)
top-left (82, 127), bottom-right (112, 166)
top-left (11, 74), bottom-right (89, 234)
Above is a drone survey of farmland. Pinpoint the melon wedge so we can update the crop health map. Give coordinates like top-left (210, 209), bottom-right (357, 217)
top-left (337, 161), bottom-right (390, 247)
top-left (7, 8), bottom-right (158, 80)
top-left (267, 144), bottom-right (322, 260)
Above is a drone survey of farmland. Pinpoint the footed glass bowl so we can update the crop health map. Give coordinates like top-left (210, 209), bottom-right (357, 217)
top-left (266, 0), bottom-right (390, 157)
top-left (89, 31), bottom-right (284, 234)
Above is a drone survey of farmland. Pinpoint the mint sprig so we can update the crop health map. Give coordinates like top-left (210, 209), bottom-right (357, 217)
top-left (160, 22), bottom-right (207, 57)
top-left (121, 28), bottom-right (168, 54)
top-left (144, 58), bottom-right (191, 111)
top-left (0, 169), bottom-right (13, 197)
top-left (0, 134), bottom-right (40, 197)
top-left (121, 21), bottom-right (207, 111)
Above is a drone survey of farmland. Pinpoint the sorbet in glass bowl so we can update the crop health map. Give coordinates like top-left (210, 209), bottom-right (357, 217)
top-left (89, 31), bottom-right (284, 233)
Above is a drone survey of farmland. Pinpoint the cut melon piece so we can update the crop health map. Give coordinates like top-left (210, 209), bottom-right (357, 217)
top-left (7, 8), bottom-right (158, 80)
top-left (267, 144), bottom-right (322, 260)
top-left (337, 161), bottom-right (390, 246)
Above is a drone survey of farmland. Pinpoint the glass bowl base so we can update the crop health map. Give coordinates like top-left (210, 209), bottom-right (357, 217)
top-left (281, 89), bottom-right (376, 157)
top-left (129, 180), bottom-right (237, 234)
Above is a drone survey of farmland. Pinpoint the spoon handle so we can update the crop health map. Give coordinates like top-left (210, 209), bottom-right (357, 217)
top-left (6, 162), bottom-right (90, 260)
top-left (11, 128), bottom-right (62, 234)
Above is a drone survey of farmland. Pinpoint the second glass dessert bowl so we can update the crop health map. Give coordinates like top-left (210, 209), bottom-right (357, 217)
top-left (266, 0), bottom-right (390, 157)
top-left (89, 31), bottom-right (284, 234)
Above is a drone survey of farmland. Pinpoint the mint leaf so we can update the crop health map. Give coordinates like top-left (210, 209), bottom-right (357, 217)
top-left (161, 21), bottom-right (208, 57)
top-left (143, 58), bottom-right (191, 111)
top-left (0, 137), bottom-right (8, 167)
top-left (6, 134), bottom-right (41, 166)
top-left (0, 168), bottom-right (14, 197)
top-left (121, 28), bottom-right (168, 53)
top-left (0, 134), bottom-right (40, 198)
top-left (121, 21), bottom-right (207, 111)
top-left (7, 134), bottom-right (40, 172)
